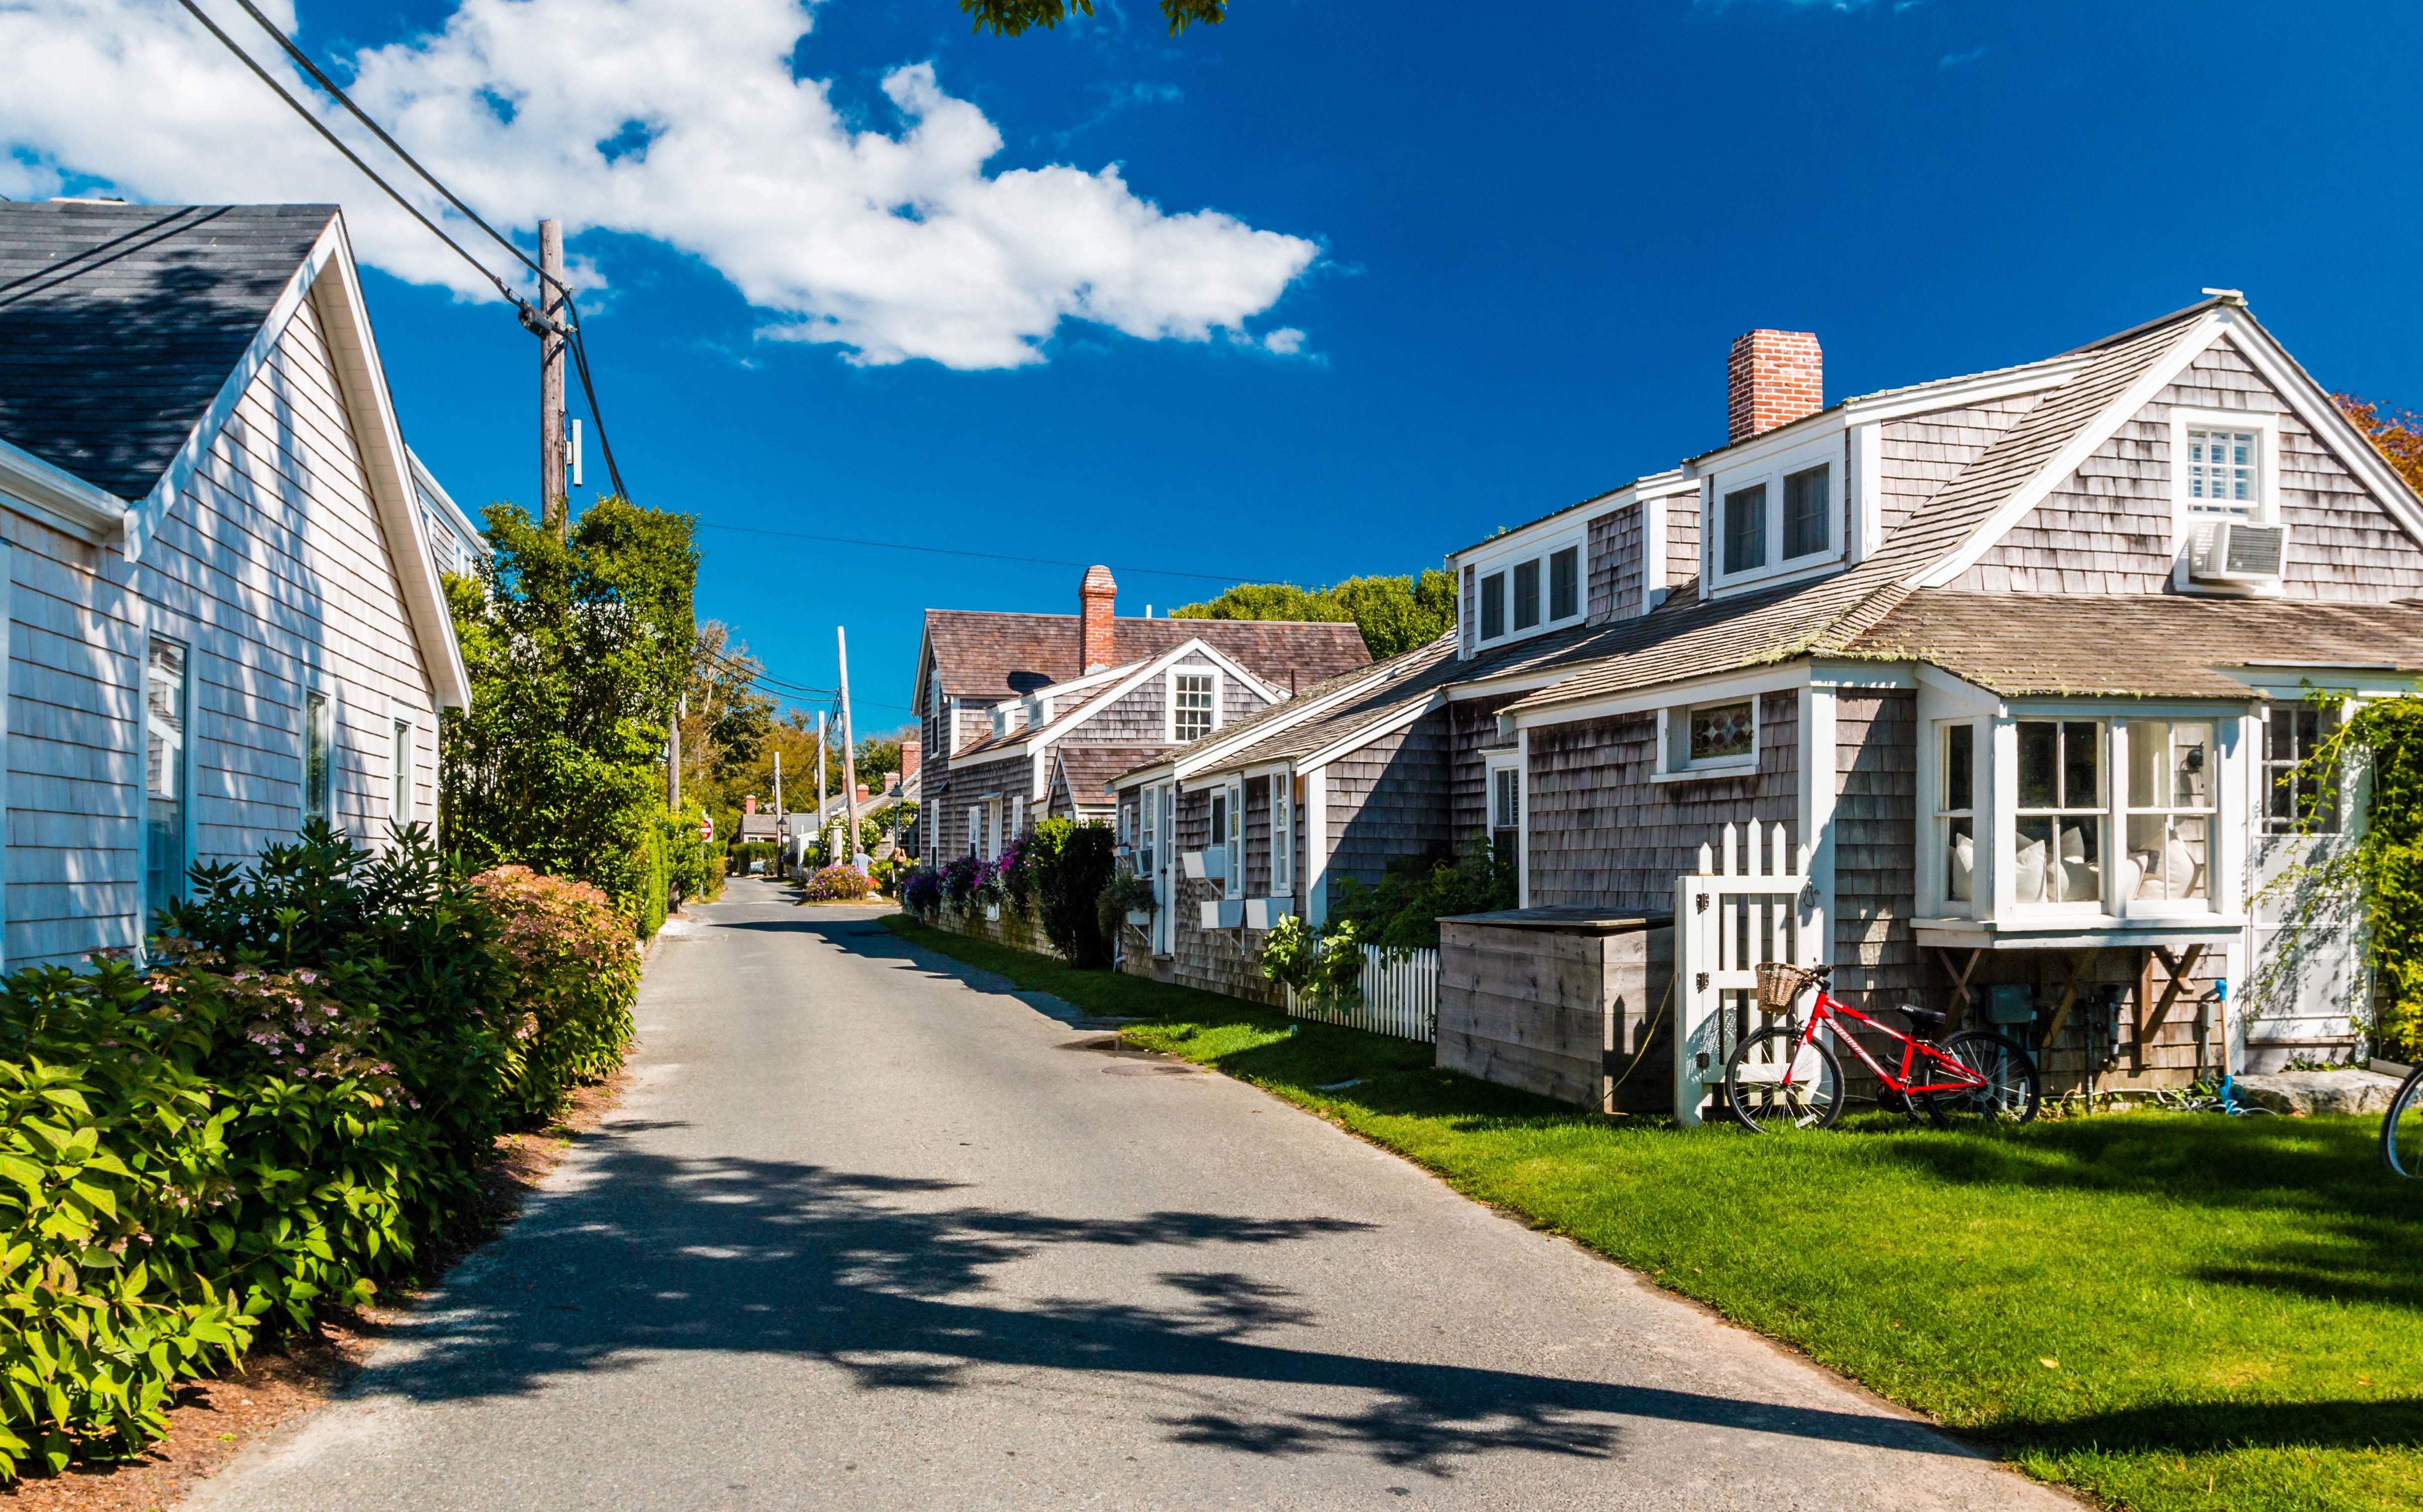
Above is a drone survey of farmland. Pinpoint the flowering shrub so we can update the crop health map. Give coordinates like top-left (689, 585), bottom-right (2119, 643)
top-left (468, 867), bottom-right (641, 1124)
top-left (995, 832), bottom-right (1035, 915)
top-left (901, 865), bottom-right (943, 915)
top-left (800, 865), bottom-right (875, 901)
top-left (939, 854), bottom-right (985, 909)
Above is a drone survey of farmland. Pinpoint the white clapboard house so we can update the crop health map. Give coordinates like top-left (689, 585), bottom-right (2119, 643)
top-left (0, 200), bottom-right (472, 967)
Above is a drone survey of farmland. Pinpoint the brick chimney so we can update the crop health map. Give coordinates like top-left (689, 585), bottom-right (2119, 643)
top-left (1079, 564), bottom-right (1117, 674)
top-left (855, 782), bottom-right (869, 803)
top-left (744, 794), bottom-right (757, 815)
top-left (900, 741), bottom-right (921, 784)
top-left (1727, 330), bottom-right (1823, 443)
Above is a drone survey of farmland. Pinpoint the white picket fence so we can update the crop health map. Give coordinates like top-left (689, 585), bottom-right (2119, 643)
top-left (1288, 944), bottom-right (1440, 1042)
top-left (1674, 819), bottom-right (1812, 1126)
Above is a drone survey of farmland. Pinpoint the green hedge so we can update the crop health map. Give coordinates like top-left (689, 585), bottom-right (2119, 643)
top-left (0, 823), bottom-right (642, 1478)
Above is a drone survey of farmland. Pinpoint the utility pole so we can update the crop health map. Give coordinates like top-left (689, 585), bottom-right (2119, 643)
top-left (838, 627), bottom-right (861, 873)
top-left (538, 218), bottom-right (569, 538)
top-left (816, 711), bottom-right (828, 863)
top-left (669, 692), bottom-right (683, 812)
top-left (773, 750), bottom-right (784, 877)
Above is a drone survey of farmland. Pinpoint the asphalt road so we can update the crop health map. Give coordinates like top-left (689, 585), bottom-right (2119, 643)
top-left (188, 879), bottom-right (2072, 1512)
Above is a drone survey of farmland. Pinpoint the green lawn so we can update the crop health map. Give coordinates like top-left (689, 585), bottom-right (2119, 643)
top-left (884, 914), bottom-right (2423, 1512)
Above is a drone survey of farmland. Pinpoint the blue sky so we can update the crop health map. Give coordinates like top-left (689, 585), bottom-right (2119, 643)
top-left (8, 0), bottom-right (2420, 731)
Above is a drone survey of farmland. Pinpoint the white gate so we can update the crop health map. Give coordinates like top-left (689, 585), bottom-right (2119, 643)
top-left (1674, 820), bottom-right (1812, 1126)
top-left (1288, 944), bottom-right (1439, 1042)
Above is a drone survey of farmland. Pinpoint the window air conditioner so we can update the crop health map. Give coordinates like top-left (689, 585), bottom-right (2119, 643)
top-left (1244, 897), bottom-right (1292, 930)
top-left (2187, 519), bottom-right (2287, 585)
top-left (1181, 849), bottom-right (1227, 881)
top-left (1198, 899), bottom-right (1245, 930)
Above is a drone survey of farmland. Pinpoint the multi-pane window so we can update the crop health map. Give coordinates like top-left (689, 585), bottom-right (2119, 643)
top-left (1172, 672), bottom-right (1216, 742)
top-left (391, 717), bottom-right (414, 829)
top-left (1782, 464), bottom-right (1830, 560)
top-left (1224, 779), bottom-right (1244, 900)
top-left (301, 690), bottom-right (333, 830)
top-left (2014, 720), bottom-right (2104, 906)
top-left (144, 638), bottom-right (188, 924)
top-left (2264, 705), bottom-right (2340, 834)
top-left (1688, 701), bottom-right (1755, 764)
top-left (1937, 722), bottom-right (1975, 907)
top-left (2125, 721), bottom-right (2213, 904)
top-left (1139, 787), bottom-right (1158, 876)
top-left (1722, 484), bottom-right (1767, 574)
top-left (1513, 558), bottom-right (1541, 632)
top-left (1479, 573), bottom-right (1506, 640)
top-left (1270, 776), bottom-right (1294, 895)
top-left (2186, 428), bottom-right (2257, 514)
top-left (1490, 764), bottom-right (1520, 870)
top-left (1548, 546), bottom-right (1579, 622)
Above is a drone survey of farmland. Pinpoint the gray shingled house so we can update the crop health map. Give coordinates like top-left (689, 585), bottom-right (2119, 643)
top-left (0, 201), bottom-right (472, 966)
top-left (909, 564), bottom-right (1369, 871)
top-left (1113, 297), bottom-right (2423, 1087)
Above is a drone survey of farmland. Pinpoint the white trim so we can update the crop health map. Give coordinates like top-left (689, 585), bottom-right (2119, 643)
top-left (1654, 692), bottom-right (1763, 782)
top-left (1800, 683), bottom-right (1835, 967)
top-left (1466, 526), bottom-right (1589, 650)
top-left (1915, 310), bottom-right (2228, 588)
top-left (1512, 662), bottom-right (1810, 732)
top-left (1287, 690), bottom-right (1447, 776)
top-left (2168, 404), bottom-right (2284, 596)
top-left (1643, 492), bottom-right (1669, 615)
top-left (1806, 659), bottom-right (1917, 691)
top-left (1484, 746), bottom-right (1528, 910)
top-left (2220, 309), bottom-right (2423, 545)
top-left (0, 434), bottom-right (130, 542)
top-left (1835, 355), bottom-right (2087, 425)
top-left (1304, 765), bottom-right (1330, 926)
top-left (1703, 435), bottom-right (1848, 598)
top-left (1847, 422), bottom-right (1883, 565)
top-left (1269, 769), bottom-right (1295, 898)
top-left (1444, 664), bottom-right (1581, 701)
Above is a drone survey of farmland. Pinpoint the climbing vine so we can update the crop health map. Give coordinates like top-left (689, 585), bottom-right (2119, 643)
top-left (2267, 692), bottom-right (2423, 1060)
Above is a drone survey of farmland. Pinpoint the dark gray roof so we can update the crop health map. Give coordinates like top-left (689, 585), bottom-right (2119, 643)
top-left (0, 201), bottom-right (335, 500)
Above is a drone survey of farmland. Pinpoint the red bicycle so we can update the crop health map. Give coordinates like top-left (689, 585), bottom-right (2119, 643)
top-left (1721, 963), bottom-right (2041, 1132)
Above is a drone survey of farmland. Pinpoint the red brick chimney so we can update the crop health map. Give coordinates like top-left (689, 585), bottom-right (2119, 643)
top-left (1728, 330), bottom-right (1823, 443)
top-left (1079, 564), bottom-right (1118, 674)
top-left (855, 782), bottom-right (869, 803)
top-left (744, 794), bottom-right (757, 815)
top-left (899, 741), bottom-right (921, 784)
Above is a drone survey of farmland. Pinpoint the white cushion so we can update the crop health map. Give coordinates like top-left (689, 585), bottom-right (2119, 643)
top-left (2014, 836), bottom-right (2047, 904)
top-left (1949, 832), bottom-right (1974, 901)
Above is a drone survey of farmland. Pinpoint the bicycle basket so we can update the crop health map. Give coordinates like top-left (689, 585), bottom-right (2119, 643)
top-left (1754, 962), bottom-right (1819, 1017)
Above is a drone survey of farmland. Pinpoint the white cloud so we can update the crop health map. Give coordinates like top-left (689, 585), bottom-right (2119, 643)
top-left (0, 0), bottom-right (1319, 369)
top-left (1938, 45), bottom-right (1986, 67)
top-left (1259, 327), bottom-right (1304, 355)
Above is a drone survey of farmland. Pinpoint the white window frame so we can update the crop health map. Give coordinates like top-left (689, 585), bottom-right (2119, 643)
top-left (1484, 749), bottom-right (1524, 876)
top-left (1009, 795), bottom-right (1025, 842)
top-left (1269, 772), bottom-right (1295, 896)
top-left (144, 634), bottom-right (193, 923)
top-left (1703, 435), bottom-right (1846, 596)
top-left (2170, 408), bottom-right (2279, 526)
top-left (1932, 719), bottom-right (1979, 918)
top-left (1168, 667), bottom-right (1221, 743)
top-left (2261, 701), bottom-right (2341, 836)
top-left (1654, 696), bottom-right (1762, 781)
top-left (390, 709), bottom-right (417, 833)
top-left (300, 685), bottom-right (336, 833)
top-left (983, 798), bottom-right (1003, 860)
top-left (2119, 718), bottom-right (2221, 916)
top-left (1467, 529), bottom-right (1587, 650)
top-left (966, 803), bottom-right (981, 858)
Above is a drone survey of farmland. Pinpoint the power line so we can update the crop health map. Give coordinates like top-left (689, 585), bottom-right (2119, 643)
top-left (692, 520), bottom-right (1259, 585)
top-left (184, 0), bottom-right (632, 502)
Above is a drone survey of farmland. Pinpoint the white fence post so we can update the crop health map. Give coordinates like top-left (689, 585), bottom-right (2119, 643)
top-left (1674, 818), bottom-right (1805, 1126)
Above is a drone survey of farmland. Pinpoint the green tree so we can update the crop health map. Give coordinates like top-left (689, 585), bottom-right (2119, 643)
top-left (1170, 569), bottom-right (1458, 659)
top-left (442, 498), bottom-right (697, 919)
top-left (961, 0), bottom-right (1221, 36)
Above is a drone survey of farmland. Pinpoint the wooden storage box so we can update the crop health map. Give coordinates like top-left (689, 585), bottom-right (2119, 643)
top-left (1437, 908), bottom-right (1675, 1113)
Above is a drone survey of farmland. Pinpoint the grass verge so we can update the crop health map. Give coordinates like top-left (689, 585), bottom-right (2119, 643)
top-left (884, 913), bottom-right (2423, 1512)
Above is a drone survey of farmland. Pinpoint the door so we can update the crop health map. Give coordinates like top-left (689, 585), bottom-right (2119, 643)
top-left (2244, 706), bottom-right (2363, 1068)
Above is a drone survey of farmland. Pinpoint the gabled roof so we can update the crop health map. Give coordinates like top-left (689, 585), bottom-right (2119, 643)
top-left (0, 200), bottom-right (470, 709)
top-left (1057, 745), bottom-right (1169, 805)
top-left (1500, 302), bottom-right (2226, 717)
top-left (922, 610), bottom-right (1368, 702)
top-left (0, 202), bottom-right (335, 500)
top-left (946, 635), bottom-right (1282, 765)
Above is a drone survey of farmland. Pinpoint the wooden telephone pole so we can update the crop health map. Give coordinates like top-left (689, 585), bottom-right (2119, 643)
top-left (815, 711), bottom-right (828, 860)
top-left (538, 218), bottom-right (569, 538)
top-left (838, 627), bottom-right (860, 872)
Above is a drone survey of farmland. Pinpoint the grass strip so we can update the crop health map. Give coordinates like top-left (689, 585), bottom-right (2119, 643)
top-left (885, 913), bottom-right (2423, 1512)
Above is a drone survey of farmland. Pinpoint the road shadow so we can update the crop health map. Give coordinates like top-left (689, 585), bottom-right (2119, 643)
top-left (360, 1139), bottom-right (1986, 1477)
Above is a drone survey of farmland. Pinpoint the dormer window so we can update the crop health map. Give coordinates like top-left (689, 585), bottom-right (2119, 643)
top-left (1707, 446), bottom-right (1842, 593)
top-left (1471, 536), bottom-right (1584, 648)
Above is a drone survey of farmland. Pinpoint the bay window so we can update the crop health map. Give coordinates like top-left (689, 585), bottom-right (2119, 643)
top-left (2013, 720), bottom-right (2104, 907)
top-left (1936, 721), bottom-right (1976, 909)
top-left (2124, 721), bottom-right (2211, 904)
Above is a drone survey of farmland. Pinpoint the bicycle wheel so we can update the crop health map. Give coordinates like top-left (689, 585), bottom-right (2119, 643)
top-left (1925, 1030), bottom-right (2041, 1127)
top-left (1723, 1026), bottom-right (1844, 1132)
top-left (2384, 1067), bottom-right (2423, 1178)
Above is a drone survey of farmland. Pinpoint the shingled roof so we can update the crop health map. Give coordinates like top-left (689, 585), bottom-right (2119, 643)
top-left (0, 202), bottom-right (335, 499)
top-left (1845, 591), bottom-right (2423, 698)
top-left (923, 610), bottom-right (1370, 702)
top-left (1500, 303), bottom-right (2215, 716)
top-left (1057, 744), bottom-right (1172, 805)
